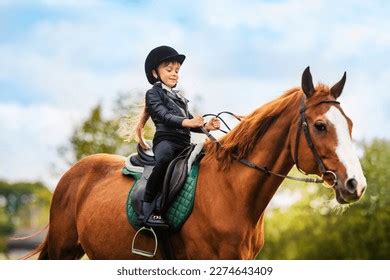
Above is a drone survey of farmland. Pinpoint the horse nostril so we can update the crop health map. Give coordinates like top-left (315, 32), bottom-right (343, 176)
top-left (346, 178), bottom-right (358, 193)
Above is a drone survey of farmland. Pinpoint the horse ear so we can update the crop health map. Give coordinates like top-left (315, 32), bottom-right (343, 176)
top-left (330, 72), bottom-right (347, 99)
top-left (301, 66), bottom-right (315, 98)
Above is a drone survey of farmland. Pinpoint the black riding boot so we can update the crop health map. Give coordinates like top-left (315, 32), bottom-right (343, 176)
top-left (141, 201), bottom-right (168, 228)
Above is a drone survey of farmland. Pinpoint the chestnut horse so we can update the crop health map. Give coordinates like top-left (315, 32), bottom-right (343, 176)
top-left (31, 67), bottom-right (366, 259)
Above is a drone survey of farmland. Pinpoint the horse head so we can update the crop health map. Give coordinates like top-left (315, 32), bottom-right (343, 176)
top-left (293, 66), bottom-right (367, 204)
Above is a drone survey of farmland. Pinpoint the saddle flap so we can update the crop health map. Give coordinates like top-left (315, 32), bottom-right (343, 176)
top-left (130, 165), bottom-right (155, 216)
top-left (126, 159), bottom-right (201, 232)
top-left (160, 145), bottom-right (196, 211)
top-left (127, 143), bottom-right (203, 229)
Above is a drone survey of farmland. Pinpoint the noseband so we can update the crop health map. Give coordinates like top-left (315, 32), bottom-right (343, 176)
top-left (202, 96), bottom-right (340, 186)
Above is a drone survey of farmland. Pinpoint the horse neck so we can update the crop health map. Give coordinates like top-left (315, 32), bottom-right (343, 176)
top-left (241, 114), bottom-right (296, 222)
top-left (206, 101), bottom-right (298, 226)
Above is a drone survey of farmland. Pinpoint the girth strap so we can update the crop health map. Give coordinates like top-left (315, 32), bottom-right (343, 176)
top-left (156, 229), bottom-right (176, 260)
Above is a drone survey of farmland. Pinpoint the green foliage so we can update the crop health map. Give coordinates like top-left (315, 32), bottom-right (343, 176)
top-left (58, 92), bottom-right (154, 164)
top-left (0, 180), bottom-right (51, 253)
top-left (70, 105), bottom-right (124, 160)
top-left (258, 139), bottom-right (390, 259)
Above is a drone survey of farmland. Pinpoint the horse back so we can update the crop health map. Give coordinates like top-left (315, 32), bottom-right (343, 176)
top-left (50, 154), bottom-right (133, 225)
top-left (52, 153), bottom-right (130, 205)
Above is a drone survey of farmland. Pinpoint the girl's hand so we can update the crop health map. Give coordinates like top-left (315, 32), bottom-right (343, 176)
top-left (182, 116), bottom-right (204, 128)
top-left (136, 125), bottom-right (151, 150)
top-left (205, 117), bottom-right (220, 131)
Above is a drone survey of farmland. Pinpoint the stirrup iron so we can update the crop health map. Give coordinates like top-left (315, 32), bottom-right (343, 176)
top-left (131, 226), bottom-right (158, 258)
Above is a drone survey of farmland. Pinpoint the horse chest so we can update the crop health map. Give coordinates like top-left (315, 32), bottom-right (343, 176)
top-left (178, 225), bottom-right (263, 259)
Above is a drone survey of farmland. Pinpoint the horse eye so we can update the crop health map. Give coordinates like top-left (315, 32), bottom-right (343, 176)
top-left (314, 122), bottom-right (326, 132)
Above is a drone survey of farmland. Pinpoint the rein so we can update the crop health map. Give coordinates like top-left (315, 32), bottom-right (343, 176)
top-left (201, 96), bottom-right (340, 186)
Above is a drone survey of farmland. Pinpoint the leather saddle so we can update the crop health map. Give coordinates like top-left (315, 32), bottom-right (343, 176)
top-left (129, 142), bottom-right (197, 221)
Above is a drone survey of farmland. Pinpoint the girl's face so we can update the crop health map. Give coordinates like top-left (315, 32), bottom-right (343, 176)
top-left (153, 61), bottom-right (181, 88)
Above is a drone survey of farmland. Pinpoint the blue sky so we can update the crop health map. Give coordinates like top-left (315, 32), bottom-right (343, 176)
top-left (0, 0), bottom-right (389, 187)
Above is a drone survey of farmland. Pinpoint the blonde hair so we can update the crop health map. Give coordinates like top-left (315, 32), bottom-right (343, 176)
top-left (118, 103), bottom-right (152, 150)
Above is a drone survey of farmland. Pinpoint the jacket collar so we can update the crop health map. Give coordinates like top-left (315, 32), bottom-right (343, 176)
top-left (154, 82), bottom-right (188, 103)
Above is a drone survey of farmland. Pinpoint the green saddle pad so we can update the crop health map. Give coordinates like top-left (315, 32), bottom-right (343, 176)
top-left (123, 160), bottom-right (200, 231)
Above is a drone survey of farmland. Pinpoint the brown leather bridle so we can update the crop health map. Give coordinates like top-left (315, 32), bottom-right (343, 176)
top-left (201, 96), bottom-right (341, 186)
top-left (293, 96), bottom-right (340, 187)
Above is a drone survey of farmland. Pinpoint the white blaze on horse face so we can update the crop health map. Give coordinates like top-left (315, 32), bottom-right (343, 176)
top-left (325, 106), bottom-right (367, 196)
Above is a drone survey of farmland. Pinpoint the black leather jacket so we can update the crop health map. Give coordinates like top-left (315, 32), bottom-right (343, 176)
top-left (145, 82), bottom-right (203, 137)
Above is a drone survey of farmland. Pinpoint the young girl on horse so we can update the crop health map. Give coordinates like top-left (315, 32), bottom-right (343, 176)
top-left (134, 45), bottom-right (220, 227)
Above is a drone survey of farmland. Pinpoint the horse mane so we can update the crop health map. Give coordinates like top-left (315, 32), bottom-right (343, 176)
top-left (204, 84), bottom-right (333, 169)
top-left (204, 86), bottom-right (305, 169)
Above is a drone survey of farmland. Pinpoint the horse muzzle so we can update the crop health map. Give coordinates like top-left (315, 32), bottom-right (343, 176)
top-left (335, 177), bottom-right (367, 204)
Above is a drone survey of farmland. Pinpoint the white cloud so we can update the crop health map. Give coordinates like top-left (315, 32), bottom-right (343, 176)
top-left (0, 0), bottom-right (102, 8)
top-left (40, 0), bottom-right (102, 8)
top-left (0, 103), bottom-right (80, 187)
top-left (340, 69), bottom-right (390, 140)
top-left (0, 47), bottom-right (133, 109)
top-left (202, 0), bottom-right (322, 30)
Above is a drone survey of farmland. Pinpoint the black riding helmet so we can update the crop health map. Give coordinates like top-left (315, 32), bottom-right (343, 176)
top-left (144, 46), bottom-right (186, 84)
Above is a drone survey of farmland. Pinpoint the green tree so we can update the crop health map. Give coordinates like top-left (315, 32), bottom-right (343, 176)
top-left (0, 180), bottom-right (51, 253)
top-left (62, 105), bottom-right (124, 161)
top-left (58, 92), bottom-right (154, 164)
top-left (258, 139), bottom-right (390, 259)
